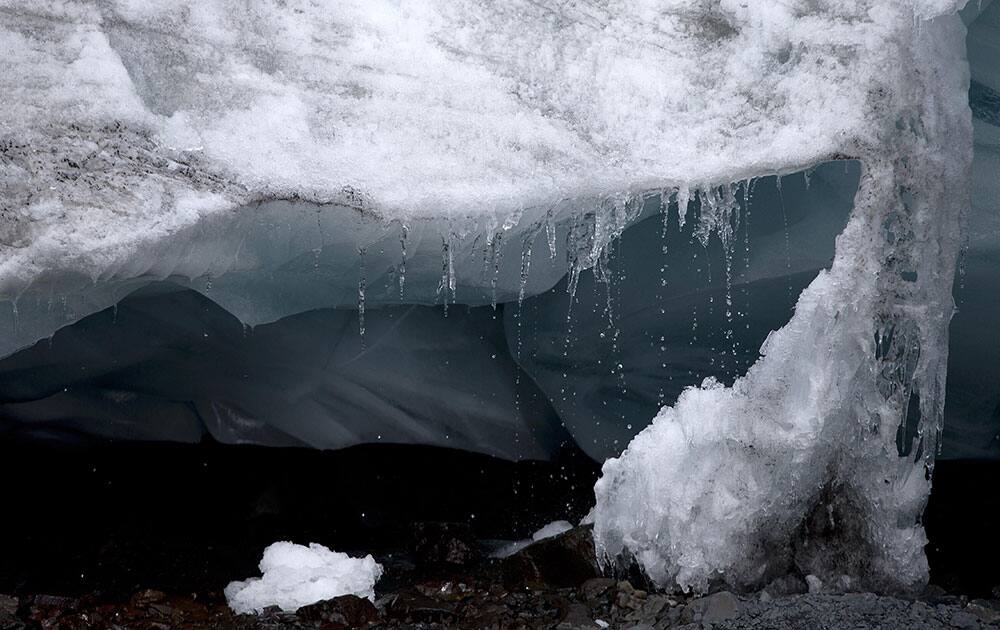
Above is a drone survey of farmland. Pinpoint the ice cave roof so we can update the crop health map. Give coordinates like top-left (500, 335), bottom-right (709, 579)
top-left (0, 0), bottom-right (967, 296)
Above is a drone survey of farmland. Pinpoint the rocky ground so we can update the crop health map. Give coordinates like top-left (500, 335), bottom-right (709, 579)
top-left (2, 525), bottom-right (998, 630)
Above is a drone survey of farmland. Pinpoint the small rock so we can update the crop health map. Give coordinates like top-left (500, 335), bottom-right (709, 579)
top-left (805, 575), bottom-right (823, 594)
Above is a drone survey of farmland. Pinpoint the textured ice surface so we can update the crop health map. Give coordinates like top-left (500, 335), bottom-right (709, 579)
top-left (225, 542), bottom-right (382, 614)
top-left (0, 0), bottom-right (968, 352)
top-left (0, 283), bottom-right (567, 460)
top-left (593, 4), bottom-right (974, 594)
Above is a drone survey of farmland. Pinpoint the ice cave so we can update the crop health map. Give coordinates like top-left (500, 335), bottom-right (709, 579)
top-left (0, 0), bottom-right (998, 627)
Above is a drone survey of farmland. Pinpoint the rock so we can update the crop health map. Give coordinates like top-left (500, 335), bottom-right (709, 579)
top-left (805, 574), bottom-right (823, 593)
top-left (683, 591), bottom-right (741, 625)
top-left (616, 580), bottom-right (648, 610)
top-left (31, 594), bottom-right (80, 610)
top-left (502, 525), bottom-right (601, 589)
top-left (764, 574), bottom-right (808, 596)
top-left (923, 584), bottom-right (951, 603)
top-left (297, 594), bottom-right (379, 627)
top-left (967, 599), bottom-right (1000, 624)
top-left (0, 594), bottom-right (19, 627)
top-left (949, 610), bottom-right (983, 629)
top-left (387, 589), bottom-right (457, 622)
top-left (410, 521), bottom-right (481, 566)
top-left (580, 578), bottom-right (617, 602)
top-left (129, 589), bottom-right (167, 608)
top-left (557, 602), bottom-right (602, 629)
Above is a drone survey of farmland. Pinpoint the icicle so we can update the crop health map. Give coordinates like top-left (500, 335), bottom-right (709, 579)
top-left (676, 184), bottom-right (690, 231)
top-left (438, 235), bottom-right (451, 317)
top-left (398, 223), bottom-right (408, 300)
top-left (358, 246), bottom-right (366, 345)
top-left (447, 232), bottom-right (456, 304)
top-left (546, 208), bottom-right (558, 259)
top-left (490, 231), bottom-right (504, 309)
top-left (517, 237), bottom-right (533, 309)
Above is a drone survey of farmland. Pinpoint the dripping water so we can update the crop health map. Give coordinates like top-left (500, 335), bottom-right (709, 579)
top-left (358, 246), bottom-right (367, 346)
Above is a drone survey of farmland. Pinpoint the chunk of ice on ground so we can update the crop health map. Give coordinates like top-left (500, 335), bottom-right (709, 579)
top-left (225, 542), bottom-right (382, 614)
top-left (531, 520), bottom-right (574, 542)
top-left (492, 519), bottom-right (575, 558)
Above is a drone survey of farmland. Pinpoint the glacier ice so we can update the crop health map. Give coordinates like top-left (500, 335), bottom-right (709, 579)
top-left (0, 283), bottom-right (567, 460)
top-left (225, 542), bottom-right (382, 614)
top-left (0, 0), bottom-right (988, 599)
top-left (592, 2), bottom-right (974, 594)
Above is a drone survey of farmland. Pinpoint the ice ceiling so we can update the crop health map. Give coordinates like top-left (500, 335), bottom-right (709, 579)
top-left (0, 0), bottom-right (997, 597)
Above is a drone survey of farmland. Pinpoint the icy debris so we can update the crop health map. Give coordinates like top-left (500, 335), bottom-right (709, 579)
top-left (225, 542), bottom-right (382, 615)
top-left (532, 520), bottom-right (574, 542)
top-left (492, 520), bottom-right (575, 558)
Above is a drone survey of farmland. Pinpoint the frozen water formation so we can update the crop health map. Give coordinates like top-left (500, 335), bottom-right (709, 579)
top-left (225, 542), bottom-right (382, 614)
top-left (0, 0), bottom-right (987, 595)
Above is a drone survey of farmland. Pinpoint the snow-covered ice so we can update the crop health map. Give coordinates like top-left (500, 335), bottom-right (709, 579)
top-left (225, 542), bottom-right (382, 614)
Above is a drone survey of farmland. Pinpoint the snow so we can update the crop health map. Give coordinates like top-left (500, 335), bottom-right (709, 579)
top-left (225, 542), bottom-right (382, 615)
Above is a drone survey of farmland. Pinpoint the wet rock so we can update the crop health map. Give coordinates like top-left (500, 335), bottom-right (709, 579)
top-left (297, 594), bottom-right (379, 627)
top-left (410, 522), bottom-right (481, 566)
top-left (502, 525), bottom-right (601, 589)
